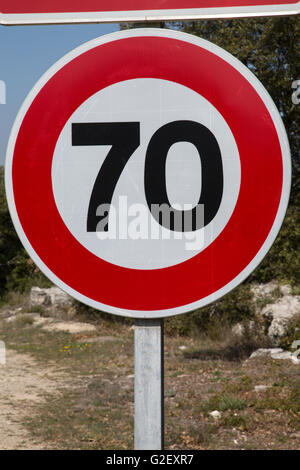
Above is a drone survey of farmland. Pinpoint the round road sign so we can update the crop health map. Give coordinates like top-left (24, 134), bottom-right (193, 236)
top-left (5, 29), bottom-right (291, 318)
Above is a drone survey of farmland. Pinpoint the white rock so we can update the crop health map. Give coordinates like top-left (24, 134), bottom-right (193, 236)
top-left (30, 286), bottom-right (72, 307)
top-left (232, 321), bottom-right (256, 337)
top-left (249, 348), bottom-right (300, 365)
top-left (291, 355), bottom-right (300, 365)
top-left (251, 282), bottom-right (300, 344)
top-left (232, 323), bottom-right (244, 337)
top-left (254, 385), bottom-right (269, 392)
top-left (271, 350), bottom-right (300, 364)
top-left (5, 315), bottom-right (17, 323)
top-left (47, 287), bottom-right (72, 307)
top-left (209, 410), bottom-right (221, 420)
top-left (251, 281), bottom-right (279, 300)
top-left (271, 350), bottom-right (293, 360)
top-left (263, 294), bottom-right (300, 341)
top-left (30, 286), bottom-right (50, 306)
top-left (249, 348), bottom-right (282, 359)
top-left (251, 282), bottom-right (291, 299)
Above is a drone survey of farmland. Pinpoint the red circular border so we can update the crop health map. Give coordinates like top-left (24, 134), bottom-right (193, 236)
top-left (12, 35), bottom-right (283, 311)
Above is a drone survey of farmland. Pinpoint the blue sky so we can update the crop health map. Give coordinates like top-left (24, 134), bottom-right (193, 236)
top-left (0, 22), bottom-right (120, 165)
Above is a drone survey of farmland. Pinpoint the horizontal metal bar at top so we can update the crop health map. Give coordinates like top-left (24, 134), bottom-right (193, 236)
top-left (0, 4), bottom-right (299, 25)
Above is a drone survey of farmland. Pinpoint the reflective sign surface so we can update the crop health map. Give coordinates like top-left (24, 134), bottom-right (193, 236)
top-left (5, 29), bottom-right (291, 318)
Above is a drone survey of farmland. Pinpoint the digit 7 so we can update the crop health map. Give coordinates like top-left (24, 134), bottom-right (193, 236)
top-left (72, 122), bottom-right (140, 232)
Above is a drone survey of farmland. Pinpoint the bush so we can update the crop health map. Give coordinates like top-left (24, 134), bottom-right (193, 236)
top-left (165, 284), bottom-right (255, 337)
top-left (201, 393), bottom-right (247, 413)
top-left (218, 394), bottom-right (248, 411)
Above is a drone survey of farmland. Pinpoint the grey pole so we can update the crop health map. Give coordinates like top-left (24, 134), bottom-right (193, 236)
top-left (134, 319), bottom-right (164, 450)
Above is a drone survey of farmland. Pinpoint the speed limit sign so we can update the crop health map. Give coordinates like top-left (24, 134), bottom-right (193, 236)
top-left (5, 29), bottom-right (291, 318)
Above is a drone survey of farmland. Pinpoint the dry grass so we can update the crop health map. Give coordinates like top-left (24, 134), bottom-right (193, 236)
top-left (0, 309), bottom-right (299, 450)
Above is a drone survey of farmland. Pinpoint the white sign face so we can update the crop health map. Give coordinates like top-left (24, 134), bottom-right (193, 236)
top-left (52, 78), bottom-right (240, 270)
top-left (6, 29), bottom-right (291, 318)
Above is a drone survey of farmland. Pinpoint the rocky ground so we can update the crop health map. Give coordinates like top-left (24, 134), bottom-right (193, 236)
top-left (0, 284), bottom-right (299, 450)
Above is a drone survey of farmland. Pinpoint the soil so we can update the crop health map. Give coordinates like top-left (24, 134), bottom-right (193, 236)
top-left (0, 349), bottom-right (64, 449)
top-left (0, 307), bottom-right (299, 450)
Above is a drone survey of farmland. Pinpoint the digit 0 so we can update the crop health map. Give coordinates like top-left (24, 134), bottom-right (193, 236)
top-left (145, 120), bottom-right (223, 231)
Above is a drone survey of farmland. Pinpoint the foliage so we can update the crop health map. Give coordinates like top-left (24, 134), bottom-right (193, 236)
top-left (182, 330), bottom-right (270, 361)
top-left (165, 284), bottom-right (255, 337)
top-left (279, 314), bottom-right (300, 351)
top-left (201, 392), bottom-right (247, 413)
top-left (218, 394), bottom-right (248, 411)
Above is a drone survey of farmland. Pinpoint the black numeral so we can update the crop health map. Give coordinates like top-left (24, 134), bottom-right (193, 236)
top-left (145, 120), bottom-right (223, 231)
top-left (72, 122), bottom-right (140, 232)
top-left (72, 121), bottom-right (223, 232)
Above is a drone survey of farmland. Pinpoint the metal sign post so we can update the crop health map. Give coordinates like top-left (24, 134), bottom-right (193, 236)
top-left (134, 319), bottom-right (164, 450)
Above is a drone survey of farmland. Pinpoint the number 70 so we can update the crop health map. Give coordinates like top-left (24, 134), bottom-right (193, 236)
top-left (72, 120), bottom-right (223, 233)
